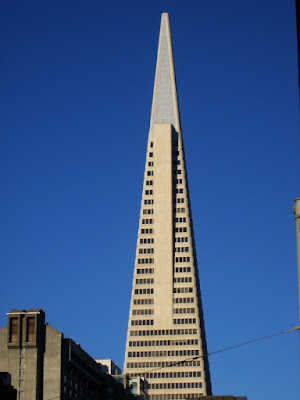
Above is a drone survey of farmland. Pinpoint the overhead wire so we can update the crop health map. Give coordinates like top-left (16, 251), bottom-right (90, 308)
top-left (45, 325), bottom-right (299, 399)
top-left (129, 325), bottom-right (300, 376)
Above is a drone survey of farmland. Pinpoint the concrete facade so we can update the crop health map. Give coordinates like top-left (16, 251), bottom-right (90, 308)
top-left (0, 309), bottom-right (138, 400)
top-left (124, 13), bottom-right (211, 400)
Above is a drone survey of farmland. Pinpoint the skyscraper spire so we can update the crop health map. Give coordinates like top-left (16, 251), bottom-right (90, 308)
top-left (150, 13), bottom-right (181, 132)
top-left (124, 13), bottom-right (211, 399)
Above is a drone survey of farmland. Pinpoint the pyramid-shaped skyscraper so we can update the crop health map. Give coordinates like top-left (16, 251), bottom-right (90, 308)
top-left (124, 13), bottom-right (212, 399)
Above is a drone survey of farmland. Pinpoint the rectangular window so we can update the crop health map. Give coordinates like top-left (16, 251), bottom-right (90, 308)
top-left (9, 318), bottom-right (19, 344)
top-left (26, 317), bottom-right (35, 342)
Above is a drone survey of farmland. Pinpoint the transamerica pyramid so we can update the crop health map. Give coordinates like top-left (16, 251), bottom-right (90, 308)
top-left (124, 13), bottom-right (212, 399)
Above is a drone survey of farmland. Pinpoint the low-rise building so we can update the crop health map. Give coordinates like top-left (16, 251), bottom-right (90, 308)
top-left (0, 309), bottom-right (140, 400)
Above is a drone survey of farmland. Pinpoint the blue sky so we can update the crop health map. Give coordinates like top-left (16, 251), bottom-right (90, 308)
top-left (1, 1), bottom-right (299, 398)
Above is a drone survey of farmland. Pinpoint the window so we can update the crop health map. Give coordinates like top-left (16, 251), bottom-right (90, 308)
top-left (26, 317), bottom-right (35, 342)
top-left (139, 248), bottom-right (154, 254)
top-left (143, 209), bottom-right (153, 215)
top-left (9, 318), bottom-right (18, 343)
top-left (175, 227), bottom-right (187, 233)
top-left (144, 199), bottom-right (154, 205)
top-left (136, 278), bottom-right (154, 284)
top-left (142, 219), bottom-right (153, 224)
top-left (19, 392), bottom-right (24, 399)
top-left (137, 268), bottom-right (154, 274)
top-left (133, 298), bottom-right (154, 305)
top-left (147, 171), bottom-right (154, 176)
top-left (148, 161), bottom-right (154, 167)
top-left (137, 258), bottom-right (154, 264)
top-left (175, 237), bottom-right (188, 243)
top-left (19, 370), bottom-right (24, 376)
top-left (19, 380), bottom-right (24, 387)
top-left (134, 288), bottom-right (154, 295)
top-left (145, 190), bottom-right (153, 195)
top-left (175, 246), bottom-right (189, 253)
top-left (140, 238), bottom-right (154, 244)
top-left (149, 152), bottom-right (153, 157)
top-left (146, 180), bottom-right (153, 186)
top-left (141, 228), bottom-right (153, 234)
top-left (173, 287), bottom-right (193, 293)
top-left (175, 256), bottom-right (190, 263)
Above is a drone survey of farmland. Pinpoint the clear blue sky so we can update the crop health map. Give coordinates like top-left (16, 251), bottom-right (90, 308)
top-left (1, 1), bottom-right (299, 398)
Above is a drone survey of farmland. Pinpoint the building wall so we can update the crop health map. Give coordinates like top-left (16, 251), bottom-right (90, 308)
top-left (43, 325), bottom-right (63, 399)
top-left (0, 309), bottom-right (45, 400)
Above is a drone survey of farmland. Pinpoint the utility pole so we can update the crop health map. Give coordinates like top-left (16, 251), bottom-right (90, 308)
top-left (293, 198), bottom-right (300, 323)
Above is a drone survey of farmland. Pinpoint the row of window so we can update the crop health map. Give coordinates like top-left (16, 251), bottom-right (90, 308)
top-left (173, 297), bottom-right (194, 304)
top-left (136, 268), bottom-right (154, 274)
top-left (136, 278), bottom-right (154, 285)
top-left (128, 349), bottom-right (199, 358)
top-left (176, 198), bottom-right (184, 203)
top-left (146, 180), bottom-right (153, 186)
top-left (176, 188), bottom-right (183, 194)
top-left (129, 328), bottom-right (197, 337)
top-left (139, 248), bottom-right (154, 254)
top-left (147, 171), bottom-right (154, 176)
top-left (137, 258), bottom-right (154, 264)
top-left (175, 237), bottom-right (188, 243)
top-left (174, 318), bottom-right (196, 325)
top-left (140, 238), bottom-right (154, 244)
top-left (173, 287), bottom-right (193, 293)
top-left (133, 298), bottom-right (154, 305)
top-left (143, 209), bottom-right (154, 214)
top-left (145, 190), bottom-right (153, 195)
top-left (132, 309), bottom-right (154, 316)
top-left (175, 247), bottom-right (189, 253)
top-left (141, 228), bottom-right (153, 234)
top-left (175, 267), bottom-right (191, 273)
top-left (175, 256), bottom-right (190, 263)
top-left (144, 199), bottom-right (154, 205)
top-left (131, 320), bottom-right (154, 326)
top-left (142, 218), bottom-right (153, 224)
top-left (126, 360), bottom-right (201, 369)
top-left (175, 227), bottom-right (187, 233)
top-left (176, 179), bottom-right (183, 184)
top-left (128, 339), bottom-right (198, 347)
top-left (174, 308), bottom-right (195, 314)
top-left (134, 289), bottom-right (154, 295)
top-left (148, 161), bottom-right (154, 167)
top-left (145, 371), bottom-right (201, 379)
top-left (174, 277), bottom-right (192, 283)
top-left (149, 382), bottom-right (202, 390)
top-left (175, 207), bottom-right (185, 213)
top-left (175, 217), bottom-right (186, 222)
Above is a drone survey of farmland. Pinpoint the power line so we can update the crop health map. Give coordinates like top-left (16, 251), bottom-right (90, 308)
top-left (130, 325), bottom-right (300, 375)
top-left (45, 326), bottom-right (299, 399)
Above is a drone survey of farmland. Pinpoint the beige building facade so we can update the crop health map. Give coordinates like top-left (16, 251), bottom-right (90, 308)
top-left (124, 13), bottom-right (212, 400)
